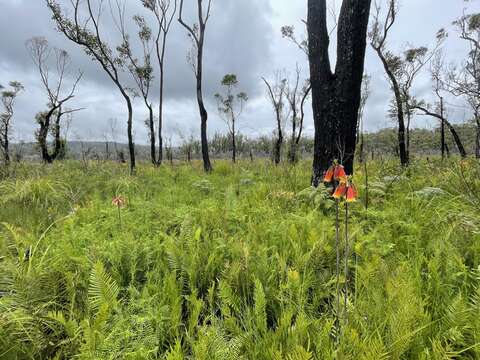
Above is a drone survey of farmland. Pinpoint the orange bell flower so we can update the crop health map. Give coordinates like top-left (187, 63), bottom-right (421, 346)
top-left (324, 162), bottom-right (348, 184)
top-left (333, 183), bottom-right (347, 199)
top-left (334, 165), bottom-right (347, 183)
top-left (345, 183), bottom-right (358, 202)
top-left (324, 166), bottom-right (335, 183)
top-left (332, 178), bottom-right (358, 202)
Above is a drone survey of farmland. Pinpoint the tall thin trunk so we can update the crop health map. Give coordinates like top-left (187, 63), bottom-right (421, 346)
top-left (158, 62), bottom-right (164, 165)
top-left (440, 97), bottom-right (445, 160)
top-left (125, 94), bottom-right (135, 174)
top-left (406, 110), bottom-right (411, 161)
top-left (3, 137), bottom-right (9, 166)
top-left (232, 118), bottom-right (236, 163)
top-left (156, 30), bottom-right (168, 166)
top-left (476, 114), bottom-right (480, 159)
top-left (147, 102), bottom-right (156, 165)
top-left (290, 107), bottom-right (297, 164)
top-left (197, 29), bottom-right (212, 172)
top-left (274, 111), bottom-right (283, 165)
top-left (53, 106), bottom-right (63, 159)
top-left (375, 51), bottom-right (408, 167)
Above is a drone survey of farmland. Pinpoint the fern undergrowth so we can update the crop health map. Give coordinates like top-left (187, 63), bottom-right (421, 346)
top-left (1, 158), bottom-right (480, 359)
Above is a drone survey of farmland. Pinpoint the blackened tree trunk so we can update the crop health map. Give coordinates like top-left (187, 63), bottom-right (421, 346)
top-left (308, 0), bottom-right (372, 185)
top-left (126, 95), bottom-right (135, 173)
top-left (274, 129), bottom-right (283, 165)
top-left (196, 29), bottom-right (212, 172)
top-left (441, 118), bottom-right (446, 160)
top-left (232, 115), bottom-right (236, 163)
top-left (179, 0), bottom-right (213, 173)
top-left (476, 113), bottom-right (480, 159)
top-left (147, 102), bottom-right (156, 166)
top-left (158, 64), bottom-right (164, 165)
top-left (296, 85), bottom-right (311, 147)
top-left (376, 52), bottom-right (409, 166)
top-left (37, 105), bottom-right (66, 163)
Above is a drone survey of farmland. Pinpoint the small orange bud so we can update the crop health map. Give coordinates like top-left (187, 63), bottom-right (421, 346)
top-left (112, 196), bottom-right (126, 208)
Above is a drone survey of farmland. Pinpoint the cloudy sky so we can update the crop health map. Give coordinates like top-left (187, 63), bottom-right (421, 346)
top-left (0, 0), bottom-right (478, 145)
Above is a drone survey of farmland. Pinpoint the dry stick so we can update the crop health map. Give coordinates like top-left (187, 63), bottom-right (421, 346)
top-left (335, 199), bottom-right (341, 343)
top-left (344, 202), bottom-right (349, 328)
top-left (117, 205), bottom-right (122, 230)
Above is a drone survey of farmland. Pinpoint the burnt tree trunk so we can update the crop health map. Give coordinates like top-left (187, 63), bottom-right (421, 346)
top-left (158, 50), bottom-right (165, 166)
top-left (441, 118), bottom-right (446, 160)
top-left (2, 137), bottom-right (10, 166)
top-left (375, 52), bottom-right (409, 167)
top-left (289, 105), bottom-right (298, 164)
top-left (125, 93), bottom-right (135, 174)
top-left (232, 117), bottom-right (236, 163)
top-left (406, 110), bottom-right (411, 161)
top-left (274, 111), bottom-right (283, 165)
top-left (296, 85), bottom-right (311, 147)
top-left (53, 106), bottom-right (65, 159)
top-left (475, 113), bottom-right (480, 159)
top-left (197, 28), bottom-right (212, 172)
top-left (146, 102), bottom-right (156, 166)
top-left (38, 105), bottom-right (63, 164)
top-left (308, 0), bottom-right (372, 185)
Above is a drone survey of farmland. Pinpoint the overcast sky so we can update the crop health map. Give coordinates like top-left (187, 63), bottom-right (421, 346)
top-left (0, 0), bottom-right (478, 145)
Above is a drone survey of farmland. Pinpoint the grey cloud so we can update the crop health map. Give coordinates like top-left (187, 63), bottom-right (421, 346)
top-left (0, 0), bottom-right (479, 145)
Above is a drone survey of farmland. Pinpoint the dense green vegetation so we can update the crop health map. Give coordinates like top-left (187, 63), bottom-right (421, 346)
top-left (1, 159), bottom-right (480, 359)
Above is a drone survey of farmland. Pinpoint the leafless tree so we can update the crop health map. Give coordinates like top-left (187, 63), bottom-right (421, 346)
top-left (178, 0), bottom-right (213, 172)
top-left (447, 11), bottom-right (480, 157)
top-left (412, 52), bottom-right (467, 158)
top-left (0, 81), bottom-right (24, 166)
top-left (262, 73), bottom-right (289, 165)
top-left (357, 74), bottom-right (371, 163)
top-left (26, 37), bottom-right (82, 163)
top-left (284, 65), bottom-right (305, 164)
top-left (142, 0), bottom-right (177, 165)
top-left (46, 0), bottom-right (137, 173)
top-left (280, 25), bottom-right (312, 153)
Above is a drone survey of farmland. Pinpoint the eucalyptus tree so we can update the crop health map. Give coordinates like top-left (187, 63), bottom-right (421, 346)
top-left (262, 73), bottom-right (289, 165)
top-left (370, 0), bottom-right (444, 166)
top-left (281, 25), bottom-right (311, 154)
top-left (448, 12), bottom-right (480, 157)
top-left (26, 37), bottom-right (82, 163)
top-left (214, 74), bottom-right (248, 163)
top-left (284, 65), bottom-right (308, 164)
top-left (116, 13), bottom-right (157, 165)
top-left (178, 0), bottom-right (213, 172)
top-left (141, 0), bottom-right (177, 165)
top-left (46, 0), bottom-right (137, 174)
top-left (0, 81), bottom-right (24, 166)
top-left (307, 0), bottom-right (372, 184)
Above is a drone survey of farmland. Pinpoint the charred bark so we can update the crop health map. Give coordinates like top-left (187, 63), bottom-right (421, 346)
top-left (308, 0), bottom-right (372, 185)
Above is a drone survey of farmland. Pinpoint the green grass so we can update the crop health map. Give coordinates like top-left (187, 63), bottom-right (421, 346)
top-left (1, 158), bottom-right (480, 359)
